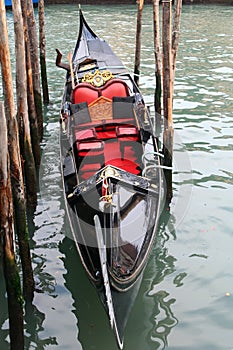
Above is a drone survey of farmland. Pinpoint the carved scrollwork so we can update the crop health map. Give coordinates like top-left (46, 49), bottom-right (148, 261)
top-left (82, 70), bottom-right (113, 87)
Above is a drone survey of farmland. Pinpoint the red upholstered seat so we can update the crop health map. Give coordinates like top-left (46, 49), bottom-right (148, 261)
top-left (75, 128), bottom-right (97, 142)
top-left (116, 126), bottom-right (139, 160)
top-left (116, 126), bottom-right (138, 141)
top-left (95, 124), bottom-right (117, 140)
top-left (76, 140), bottom-right (104, 157)
top-left (101, 79), bottom-right (129, 100)
top-left (78, 163), bottom-right (102, 180)
top-left (76, 140), bottom-right (105, 180)
top-left (72, 79), bottom-right (129, 105)
top-left (73, 83), bottom-right (99, 105)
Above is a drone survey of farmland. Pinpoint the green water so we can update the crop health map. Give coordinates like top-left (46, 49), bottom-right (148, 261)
top-left (1, 4), bottom-right (233, 349)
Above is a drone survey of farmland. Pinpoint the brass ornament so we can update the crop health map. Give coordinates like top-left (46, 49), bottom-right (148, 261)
top-left (100, 166), bottom-right (119, 179)
top-left (93, 73), bottom-right (104, 87)
top-left (82, 70), bottom-right (113, 87)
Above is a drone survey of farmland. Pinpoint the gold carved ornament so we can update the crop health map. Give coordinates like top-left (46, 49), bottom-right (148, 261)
top-left (82, 70), bottom-right (113, 87)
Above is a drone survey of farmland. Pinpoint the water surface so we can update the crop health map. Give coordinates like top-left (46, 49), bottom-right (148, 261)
top-left (1, 4), bottom-right (233, 350)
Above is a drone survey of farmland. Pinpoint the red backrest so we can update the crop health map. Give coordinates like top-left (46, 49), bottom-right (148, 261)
top-left (72, 83), bottom-right (99, 105)
top-left (72, 79), bottom-right (129, 105)
top-left (101, 79), bottom-right (129, 100)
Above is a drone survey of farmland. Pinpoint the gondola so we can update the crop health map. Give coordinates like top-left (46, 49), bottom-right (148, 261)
top-left (59, 9), bottom-right (162, 349)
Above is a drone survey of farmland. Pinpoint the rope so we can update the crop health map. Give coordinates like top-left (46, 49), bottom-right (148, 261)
top-left (142, 151), bottom-right (164, 163)
top-left (142, 163), bottom-right (172, 177)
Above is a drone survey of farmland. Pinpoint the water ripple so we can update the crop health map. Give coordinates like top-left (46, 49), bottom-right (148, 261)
top-left (2, 4), bottom-right (232, 350)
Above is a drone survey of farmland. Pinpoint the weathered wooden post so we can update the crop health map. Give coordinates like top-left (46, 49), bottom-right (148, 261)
top-left (25, 52), bottom-right (41, 168)
top-left (0, 0), bottom-right (35, 301)
top-left (0, 102), bottom-right (24, 350)
top-left (134, 0), bottom-right (144, 86)
top-left (153, 0), bottom-right (162, 139)
top-left (39, 0), bottom-right (49, 104)
top-left (172, 0), bottom-right (182, 92)
top-left (12, 0), bottom-right (38, 208)
top-left (26, 0), bottom-right (43, 140)
top-left (18, 0), bottom-right (41, 167)
top-left (162, 0), bottom-right (174, 203)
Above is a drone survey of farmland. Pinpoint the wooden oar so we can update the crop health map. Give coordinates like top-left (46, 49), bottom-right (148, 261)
top-left (67, 51), bottom-right (75, 90)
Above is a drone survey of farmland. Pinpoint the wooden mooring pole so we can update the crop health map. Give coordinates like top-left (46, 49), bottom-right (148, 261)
top-left (153, 0), bottom-right (162, 140)
top-left (162, 0), bottom-right (174, 203)
top-left (134, 0), bottom-right (144, 86)
top-left (12, 0), bottom-right (38, 208)
top-left (0, 102), bottom-right (24, 350)
top-left (26, 0), bottom-right (43, 140)
top-left (161, 0), bottom-right (183, 203)
top-left (39, 0), bottom-right (49, 104)
top-left (172, 0), bottom-right (183, 92)
top-left (19, 0), bottom-right (41, 168)
top-left (0, 0), bottom-right (35, 301)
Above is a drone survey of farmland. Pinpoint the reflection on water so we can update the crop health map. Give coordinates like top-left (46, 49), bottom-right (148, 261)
top-left (146, 209), bottom-right (178, 350)
top-left (24, 303), bottom-right (58, 348)
top-left (1, 3), bottom-right (233, 350)
top-left (58, 207), bottom-right (179, 350)
top-left (59, 236), bottom-right (119, 350)
top-left (0, 270), bottom-right (8, 349)
top-left (149, 290), bottom-right (177, 349)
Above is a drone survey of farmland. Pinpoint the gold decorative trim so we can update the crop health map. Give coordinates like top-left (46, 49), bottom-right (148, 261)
top-left (82, 70), bottom-right (113, 87)
top-left (100, 166), bottom-right (120, 179)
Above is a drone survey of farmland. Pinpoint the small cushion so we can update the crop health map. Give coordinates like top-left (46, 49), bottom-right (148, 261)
top-left (116, 126), bottom-right (138, 140)
top-left (75, 128), bottom-right (96, 141)
top-left (77, 140), bottom-right (104, 157)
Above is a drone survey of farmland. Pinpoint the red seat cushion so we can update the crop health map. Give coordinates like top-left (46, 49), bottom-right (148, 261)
top-left (78, 163), bottom-right (103, 180)
top-left (116, 126), bottom-right (138, 141)
top-left (102, 79), bottom-right (129, 100)
top-left (77, 140), bottom-right (104, 157)
top-left (72, 79), bottom-right (129, 106)
top-left (95, 124), bottom-right (117, 140)
top-left (75, 128), bottom-right (96, 141)
top-left (73, 84), bottom-right (99, 105)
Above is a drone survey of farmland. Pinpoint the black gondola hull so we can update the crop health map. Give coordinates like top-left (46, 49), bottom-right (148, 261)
top-left (59, 9), bottom-right (162, 349)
